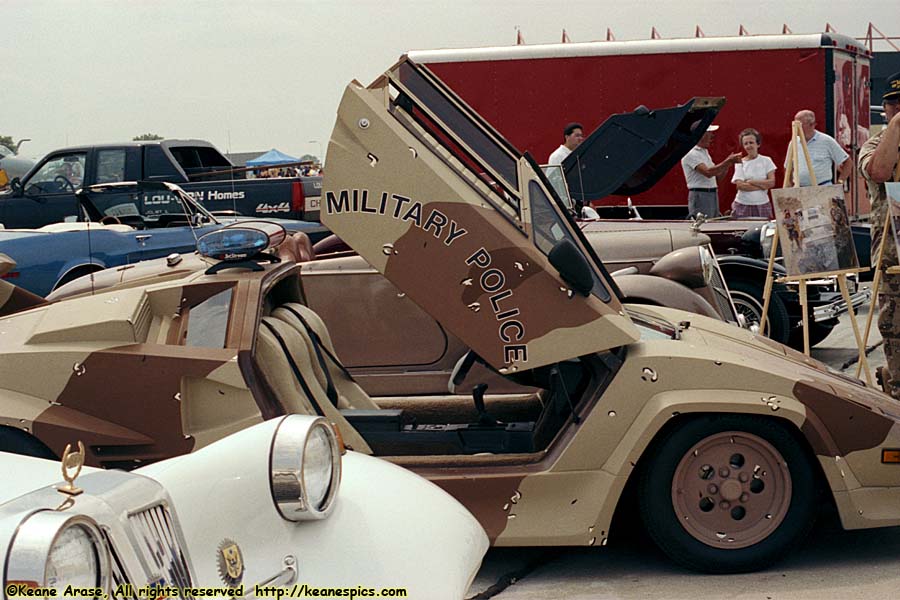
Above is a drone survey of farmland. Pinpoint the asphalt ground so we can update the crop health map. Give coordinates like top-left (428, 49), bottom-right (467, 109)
top-left (467, 284), bottom-right (900, 599)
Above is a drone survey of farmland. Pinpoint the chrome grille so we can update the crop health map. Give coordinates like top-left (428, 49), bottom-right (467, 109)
top-left (103, 531), bottom-right (137, 599)
top-left (129, 504), bottom-right (194, 593)
top-left (709, 261), bottom-right (739, 324)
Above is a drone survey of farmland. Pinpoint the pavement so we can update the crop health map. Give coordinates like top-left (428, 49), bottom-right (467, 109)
top-left (810, 284), bottom-right (885, 382)
top-left (467, 285), bottom-right (900, 599)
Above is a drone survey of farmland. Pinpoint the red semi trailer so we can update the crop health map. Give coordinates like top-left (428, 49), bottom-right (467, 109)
top-left (409, 33), bottom-right (872, 219)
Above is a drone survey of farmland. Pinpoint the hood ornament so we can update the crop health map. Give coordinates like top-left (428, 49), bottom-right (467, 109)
top-left (690, 213), bottom-right (708, 232)
top-left (57, 441), bottom-right (86, 497)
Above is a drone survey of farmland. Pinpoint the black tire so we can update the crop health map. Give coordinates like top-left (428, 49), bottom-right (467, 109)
top-left (0, 426), bottom-right (57, 460)
top-left (638, 414), bottom-right (818, 573)
top-left (788, 321), bottom-right (835, 350)
top-left (728, 278), bottom-right (791, 345)
top-left (53, 265), bottom-right (101, 291)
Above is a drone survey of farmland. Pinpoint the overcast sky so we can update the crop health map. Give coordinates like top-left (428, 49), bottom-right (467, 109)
top-left (4, 0), bottom-right (897, 160)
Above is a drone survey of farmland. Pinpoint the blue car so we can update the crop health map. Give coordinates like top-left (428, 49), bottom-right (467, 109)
top-left (0, 181), bottom-right (327, 296)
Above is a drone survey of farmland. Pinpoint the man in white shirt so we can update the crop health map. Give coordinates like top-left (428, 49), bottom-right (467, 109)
top-left (681, 124), bottom-right (743, 218)
top-left (548, 122), bottom-right (584, 165)
top-left (785, 110), bottom-right (851, 186)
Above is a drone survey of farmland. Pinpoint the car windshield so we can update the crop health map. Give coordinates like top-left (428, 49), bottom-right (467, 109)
top-left (25, 153), bottom-right (86, 195)
top-left (541, 165), bottom-right (576, 212)
top-left (79, 182), bottom-right (218, 228)
top-left (625, 306), bottom-right (678, 339)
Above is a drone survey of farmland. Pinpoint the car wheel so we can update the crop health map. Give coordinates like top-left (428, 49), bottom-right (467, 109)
top-left (788, 321), bottom-right (835, 350)
top-left (0, 426), bottom-right (57, 459)
top-left (728, 279), bottom-right (791, 345)
top-left (53, 265), bottom-right (102, 291)
top-left (638, 415), bottom-right (817, 573)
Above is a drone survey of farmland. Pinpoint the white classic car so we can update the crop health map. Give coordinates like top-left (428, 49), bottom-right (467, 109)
top-left (1, 415), bottom-right (487, 599)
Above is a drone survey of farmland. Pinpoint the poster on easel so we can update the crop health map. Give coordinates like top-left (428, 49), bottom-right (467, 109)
top-left (761, 120), bottom-right (869, 373)
top-left (771, 185), bottom-right (859, 278)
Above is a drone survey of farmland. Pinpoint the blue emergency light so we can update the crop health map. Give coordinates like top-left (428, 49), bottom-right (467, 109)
top-left (197, 221), bottom-right (287, 262)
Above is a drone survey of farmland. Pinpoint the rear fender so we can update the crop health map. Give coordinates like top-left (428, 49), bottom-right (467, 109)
top-left (0, 388), bottom-right (154, 461)
top-left (0, 389), bottom-right (48, 435)
top-left (616, 273), bottom-right (721, 320)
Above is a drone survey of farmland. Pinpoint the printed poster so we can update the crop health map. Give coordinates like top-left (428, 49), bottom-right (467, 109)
top-left (771, 184), bottom-right (858, 278)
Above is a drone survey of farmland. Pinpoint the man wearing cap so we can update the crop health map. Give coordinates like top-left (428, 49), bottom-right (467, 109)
top-left (861, 71), bottom-right (900, 398)
top-left (680, 124), bottom-right (742, 218)
top-left (786, 110), bottom-right (852, 186)
top-left (548, 122), bottom-right (584, 165)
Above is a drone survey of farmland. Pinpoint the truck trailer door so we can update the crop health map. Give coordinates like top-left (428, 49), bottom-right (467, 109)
top-left (832, 49), bottom-right (872, 216)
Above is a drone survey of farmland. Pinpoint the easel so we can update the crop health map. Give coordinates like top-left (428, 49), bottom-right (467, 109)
top-left (855, 160), bottom-right (900, 381)
top-left (760, 121), bottom-right (871, 384)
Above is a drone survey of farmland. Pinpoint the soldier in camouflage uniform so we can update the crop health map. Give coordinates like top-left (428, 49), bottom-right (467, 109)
top-left (860, 71), bottom-right (900, 397)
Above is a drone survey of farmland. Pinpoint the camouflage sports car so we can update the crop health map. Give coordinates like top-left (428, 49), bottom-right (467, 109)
top-left (3, 57), bottom-right (900, 575)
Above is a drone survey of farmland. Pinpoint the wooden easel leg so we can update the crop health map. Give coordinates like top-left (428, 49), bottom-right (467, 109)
top-left (791, 122), bottom-right (802, 188)
top-left (838, 274), bottom-right (872, 385)
top-left (783, 137), bottom-right (795, 188)
top-left (759, 232), bottom-right (779, 334)
top-left (856, 215), bottom-right (892, 379)
top-left (800, 280), bottom-right (810, 355)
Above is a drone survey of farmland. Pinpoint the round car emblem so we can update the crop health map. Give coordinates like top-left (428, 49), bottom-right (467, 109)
top-left (217, 538), bottom-right (244, 586)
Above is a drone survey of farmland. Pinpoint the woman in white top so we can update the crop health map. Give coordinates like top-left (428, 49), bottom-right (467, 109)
top-left (731, 128), bottom-right (777, 219)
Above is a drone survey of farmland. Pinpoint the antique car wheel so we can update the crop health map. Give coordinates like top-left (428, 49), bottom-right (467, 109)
top-left (729, 279), bottom-right (790, 345)
top-left (788, 321), bottom-right (835, 349)
top-left (638, 415), bottom-right (817, 573)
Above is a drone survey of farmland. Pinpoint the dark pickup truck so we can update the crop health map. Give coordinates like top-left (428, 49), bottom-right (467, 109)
top-left (0, 139), bottom-right (322, 229)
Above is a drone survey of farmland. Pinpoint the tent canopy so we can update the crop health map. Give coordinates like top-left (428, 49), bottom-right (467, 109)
top-left (246, 149), bottom-right (300, 167)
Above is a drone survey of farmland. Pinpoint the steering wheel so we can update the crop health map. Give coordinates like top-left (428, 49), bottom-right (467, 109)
top-left (53, 175), bottom-right (76, 193)
top-left (99, 215), bottom-right (122, 226)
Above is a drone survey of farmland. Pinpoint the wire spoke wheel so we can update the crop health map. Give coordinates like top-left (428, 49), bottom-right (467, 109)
top-left (672, 431), bottom-right (791, 550)
top-left (727, 278), bottom-right (791, 344)
top-left (731, 292), bottom-right (768, 335)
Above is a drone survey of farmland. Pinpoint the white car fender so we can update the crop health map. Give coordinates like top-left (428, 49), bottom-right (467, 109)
top-left (138, 417), bottom-right (488, 599)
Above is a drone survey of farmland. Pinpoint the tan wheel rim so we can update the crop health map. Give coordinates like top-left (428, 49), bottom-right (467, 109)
top-left (671, 431), bottom-right (791, 549)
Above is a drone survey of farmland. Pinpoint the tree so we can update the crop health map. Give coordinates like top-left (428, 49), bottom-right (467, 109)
top-left (0, 135), bottom-right (14, 152)
top-left (132, 133), bottom-right (164, 141)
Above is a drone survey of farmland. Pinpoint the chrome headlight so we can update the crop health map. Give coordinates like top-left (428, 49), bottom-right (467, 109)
top-left (698, 245), bottom-right (716, 285)
top-left (5, 512), bottom-right (109, 594)
top-left (270, 415), bottom-right (342, 521)
top-left (760, 221), bottom-right (777, 259)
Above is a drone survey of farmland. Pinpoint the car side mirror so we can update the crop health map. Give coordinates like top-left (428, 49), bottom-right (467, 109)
top-left (548, 239), bottom-right (593, 297)
top-left (9, 178), bottom-right (22, 196)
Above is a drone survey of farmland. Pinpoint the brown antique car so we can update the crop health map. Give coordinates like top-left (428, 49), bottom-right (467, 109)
top-left (5, 57), bottom-right (900, 577)
top-left (582, 216), bottom-right (870, 348)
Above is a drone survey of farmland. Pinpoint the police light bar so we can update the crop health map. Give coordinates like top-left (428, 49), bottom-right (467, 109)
top-left (198, 221), bottom-right (287, 261)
